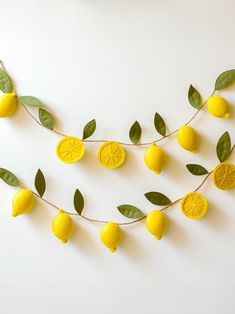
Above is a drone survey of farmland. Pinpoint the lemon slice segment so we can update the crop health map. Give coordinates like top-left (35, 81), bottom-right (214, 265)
top-left (98, 141), bottom-right (126, 169)
top-left (181, 192), bottom-right (208, 219)
top-left (212, 162), bottom-right (235, 190)
top-left (56, 136), bottom-right (85, 163)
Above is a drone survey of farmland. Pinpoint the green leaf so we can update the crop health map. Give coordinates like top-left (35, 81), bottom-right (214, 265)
top-left (0, 68), bottom-right (13, 93)
top-left (216, 131), bottom-right (231, 162)
top-left (129, 121), bottom-right (141, 144)
top-left (39, 108), bottom-right (54, 130)
top-left (215, 69), bottom-right (235, 90)
top-left (188, 85), bottom-right (202, 109)
top-left (0, 168), bottom-right (19, 186)
top-left (144, 192), bottom-right (171, 206)
top-left (154, 113), bottom-right (166, 136)
top-left (83, 119), bottom-right (96, 140)
top-left (117, 204), bottom-right (144, 219)
top-left (186, 164), bottom-right (209, 176)
top-left (74, 189), bottom-right (84, 215)
top-left (34, 169), bottom-right (46, 197)
top-left (18, 96), bottom-right (43, 107)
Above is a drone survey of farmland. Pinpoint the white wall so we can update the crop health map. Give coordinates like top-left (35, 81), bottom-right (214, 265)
top-left (0, 1), bottom-right (235, 313)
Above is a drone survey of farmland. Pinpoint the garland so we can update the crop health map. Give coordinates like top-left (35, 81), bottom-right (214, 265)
top-left (0, 61), bottom-right (235, 252)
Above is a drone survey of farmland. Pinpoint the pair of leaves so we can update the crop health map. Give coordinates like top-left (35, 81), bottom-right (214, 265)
top-left (188, 85), bottom-right (202, 109)
top-left (0, 168), bottom-right (20, 186)
top-left (0, 68), bottom-right (13, 93)
top-left (18, 95), bottom-right (54, 130)
top-left (117, 204), bottom-right (144, 219)
top-left (144, 192), bottom-right (171, 206)
top-left (216, 131), bottom-right (231, 162)
top-left (34, 168), bottom-right (85, 215)
top-left (83, 119), bottom-right (96, 140)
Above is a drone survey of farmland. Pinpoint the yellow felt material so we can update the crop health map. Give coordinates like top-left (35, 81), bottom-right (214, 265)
top-left (98, 141), bottom-right (125, 169)
top-left (207, 95), bottom-right (230, 118)
top-left (12, 189), bottom-right (35, 217)
top-left (144, 143), bottom-right (165, 174)
top-left (177, 125), bottom-right (198, 152)
top-left (52, 210), bottom-right (74, 243)
top-left (56, 136), bottom-right (85, 163)
top-left (146, 210), bottom-right (167, 240)
top-left (212, 162), bottom-right (235, 190)
top-left (181, 192), bottom-right (208, 219)
top-left (0, 93), bottom-right (17, 118)
top-left (100, 222), bottom-right (123, 252)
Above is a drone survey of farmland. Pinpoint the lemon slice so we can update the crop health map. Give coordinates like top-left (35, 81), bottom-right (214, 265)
top-left (98, 141), bottom-right (126, 169)
top-left (56, 136), bottom-right (85, 163)
top-left (212, 162), bottom-right (235, 190)
top-left (181, 192), bottom-right (208, 219)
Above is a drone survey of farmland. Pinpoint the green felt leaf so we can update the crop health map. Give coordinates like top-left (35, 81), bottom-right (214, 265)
top-left (215, 69), bottom-right (235, 90)
top-left (186, 164), bottom-right (209, 176)
top-left (129, 121), bottom-right (141, 144)
top-left (39, 108), bottom-right (54, 130)
top-left (216, 131), bottom-right (231, 162)
top-left (34, 169), bottom-right (46, 197)
top-left (188, 85), bottom-right (202, 109)
top-left (144, 192), bottom-right (171, 206)
top-left (83, 119), bottom-right (96, 140)
top-left (0, 68), bottom-right (13, 93)
top-left (154, 113), bottom-right (166, 136)
top-left (74, 189), bottom-right (84, 215)
top-left (18, 96), bottom-right (43, 107)
top-left (117, 204), bottom-right (144, 219)
top-left (0, 168), bottom-right (19, 186)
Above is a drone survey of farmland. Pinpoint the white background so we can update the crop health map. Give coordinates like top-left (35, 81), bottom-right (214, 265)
top-left (0, 0), bottom-right (235, 313)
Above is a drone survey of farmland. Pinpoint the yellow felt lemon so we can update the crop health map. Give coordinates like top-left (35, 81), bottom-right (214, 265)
top-left (52, 210), bottom-right (74, 243)
top-left (56, 136), bottom-right (85, 163)
top-left (0, 93), bottom-right (17, 118)
top-left (144, 143), bottom-right (165, 174)
top-left (181, 192), bottom-right (208, 219)
top-left (12, 188), bottom-right (35, 217)
top-left (177, 125), bottom-right (198, 152)
top-left (146, 210), bottom-right (167, 240)
top-left (207, 95), bottom-right (230, 118)
top-left (212, 162), bottom-right (235, 190)
top-left (98, 141), bottom-right (126, 169)
top-left (100, 222), bottom-right (123, 252)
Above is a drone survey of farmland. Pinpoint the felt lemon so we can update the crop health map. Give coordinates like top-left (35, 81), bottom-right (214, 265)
top-left (177, 125), bottom-right (198, 152)
top-left (0, 93), bottom-right (17, 118)
top-left (12, 188), bottom-right (35, 217)
top-left (98, 141), bottom-right (125, 169)
top-left (181, 192), bottom-right (208, 219)
top-left (144, 143), bottom-right (165, 174)
top-left (52, 210), bottom-right (74, 243)
top-left (146, 210), bottom-right (167, 240)
top-left (56, 136), bottom-right (85, 163)
top-left (212, 162), bottom-right (235, 190)
top-left (207, 95), bottom-right (230, 118)
top-left (100, 222), bottom-right (123, 252)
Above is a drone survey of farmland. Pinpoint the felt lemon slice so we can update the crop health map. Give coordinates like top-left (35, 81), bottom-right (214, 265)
top-left (181, 192), bottom-right (208, 219)
top-left (212, 162), bottom-right (235, 190)
top-left (98, 141), bottom-right (126, 169)
top-left (56, 136), bottom-right (85, 163)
